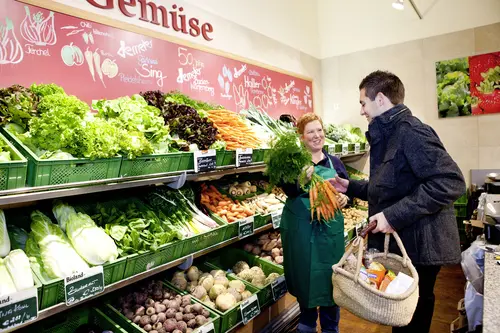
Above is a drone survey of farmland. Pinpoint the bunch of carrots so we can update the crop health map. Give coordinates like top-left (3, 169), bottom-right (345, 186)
top-left (207, 109), bottom-right (262, 150)
top-left (200, 183), bottom-right (255, 223)
top-left (309, 175), bottom-right (341, 223)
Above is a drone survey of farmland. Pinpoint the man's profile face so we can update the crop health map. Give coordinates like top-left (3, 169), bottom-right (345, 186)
top-left (359, 88), bottom-right (381, 123)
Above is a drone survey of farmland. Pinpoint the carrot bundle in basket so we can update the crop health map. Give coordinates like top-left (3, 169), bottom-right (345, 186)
top-left (309, 175), bottom-right (341, 222)
top-left (207, 109), bottom-right (262, 150)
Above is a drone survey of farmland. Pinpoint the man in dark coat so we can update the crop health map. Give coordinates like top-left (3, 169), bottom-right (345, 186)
top-left (331, 70), bottom-right (466, 333)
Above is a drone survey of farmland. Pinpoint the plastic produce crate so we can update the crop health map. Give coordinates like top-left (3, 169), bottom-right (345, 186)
top-left (1, 128), bottom-right (121, 187)
top-left (206, 249), bottom-right (284, 307)
top-left (254, 213), bottom-right (272, 229)
top-left (0, 132), bottom-right (27, 190)
top-left (104, 282), bottom-right (221, 333)
top-left (164, 261), bottom-right (260, 333)
top-left (216, 149), bottom-right (265, 167)
top-left (209, 212), bottom-right (241, 239)
top-left (73, 197), bottom-right (184, 279)
top-left (180, 225), bottom-right (228, 257)
top-left (119, 151), bottom-right (194, 177)
top-left (28, 307), bottom-right (127, 333)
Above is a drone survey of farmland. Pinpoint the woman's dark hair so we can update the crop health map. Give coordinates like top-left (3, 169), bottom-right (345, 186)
top-left (359, 70), bottom-right (405, 105)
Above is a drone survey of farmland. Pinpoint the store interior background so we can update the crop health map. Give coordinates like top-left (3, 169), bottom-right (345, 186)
top-left (60, 0), bottom-right (500, 185)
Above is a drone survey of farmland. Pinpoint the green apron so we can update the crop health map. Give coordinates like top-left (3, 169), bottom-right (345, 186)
top-left (280, 158), bottom-right (345, 308)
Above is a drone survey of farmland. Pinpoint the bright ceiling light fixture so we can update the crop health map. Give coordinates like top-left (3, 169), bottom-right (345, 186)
top-left (392, 0), bottom-right (404, 10)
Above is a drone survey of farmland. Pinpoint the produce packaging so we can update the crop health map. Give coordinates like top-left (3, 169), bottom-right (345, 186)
top-left (242, 231), bottom-right (283, 266)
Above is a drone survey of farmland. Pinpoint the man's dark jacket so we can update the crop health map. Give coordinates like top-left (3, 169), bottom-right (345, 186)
top-left (346, 104), bottom-right (466, 265)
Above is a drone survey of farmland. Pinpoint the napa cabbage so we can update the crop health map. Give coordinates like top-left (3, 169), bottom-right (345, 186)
top-left (53, 202), bottom-right (118, 265)
top-left (0, 258), bottom-right (16, 297)
top-left (5, 249), bottom-right (33, 291)
top-left (0, 209), bottom-right (10, 257)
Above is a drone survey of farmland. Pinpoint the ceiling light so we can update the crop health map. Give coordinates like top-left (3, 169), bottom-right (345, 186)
top-left (392, 0), bottom-right (404, 10)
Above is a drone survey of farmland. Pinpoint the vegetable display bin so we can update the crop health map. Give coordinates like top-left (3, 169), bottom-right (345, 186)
top-left (252, 149), bottom-right (265, 163)
top-left (31, 258), bottom-right (127, 309)
top-left (344, 227), bottom-right (356, 247)
top-left (206, 249), bottom-right (284, 308)
top-left (180, 225), bottom-right (228, 257)
top-left (74, 197), bottom-right (184, 279)
top-left (103, 282), bottom-right (221, 333)
top-left (29, 307), bottom-right (127, 333)
top-left (119, 152), bottom-right (194, 177)
top-left (360, 143), bottom-right (367, 151)
top-left (215, 149), bottom-right (265, 167)
top-left (209, 213), bottom-right (242, 240)
top-left (254, 213), bottom-right (272, 229)
top-left (1, 128), bottom-right (121, 187)
top-left (0, 132), bottom-right (27, 190)
top-left (164, 261), bottom-right (260, 333)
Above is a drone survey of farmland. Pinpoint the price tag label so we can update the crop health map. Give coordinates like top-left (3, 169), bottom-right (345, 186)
top-left (0, 288), bottom-right (38, 330)
top-left (240, 294), bottom-right (260, 325)
top-left (342, 143), bottom-right (349, 156)
top-left (194, 150), bottom-right (217, 173)
top-left (271, 210), bottom-right (282, 229)
top-left (64, 266), bottom-right (104, 306)
top-left (239, 216), bottom-right (254, 239)
top-left (327, 145), bottom-right (336, 155)
top-left (236, 148), bottom-right (253, 167)
top-left (271, 276), bottom-right (287, 301)
top-left (355, 143), bottom-right (360, 154)
top-left (197, 322), bottom-right (215, 333)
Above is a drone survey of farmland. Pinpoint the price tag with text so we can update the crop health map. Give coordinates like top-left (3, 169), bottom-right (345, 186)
top-left (197, 322), bottom-right (215, 333)
top-left (342, 143), bottom-right (349, 156)
top-left (355, 143), bottom-right (360, 154)
top-left (64, 266), bottom-right (104, 306)
top-left (239, 216), bottom-right (254, 239)
top-left (327, 145), bottom-right (336, 155)
top-left (271, 276), bottom-right (287, 301)
top-left (271, 210), bottom-right (282, 229)
top-left (240, 294), bottom-right (260, 325)
top-left (0, 288), bottom-right (38, 331)
top-left (194, 150), bottom-right (217, 173)
top-left (236, 148), bottom-right (253, 167)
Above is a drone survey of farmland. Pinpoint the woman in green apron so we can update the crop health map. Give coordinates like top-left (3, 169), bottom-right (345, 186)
top-left (280, 113), bottom-right (349, 333)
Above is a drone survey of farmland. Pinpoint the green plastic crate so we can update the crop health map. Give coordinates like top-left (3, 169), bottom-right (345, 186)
top-left (74, 197), bottom-right (185, 279)
top-left (180, 225), bottom-right (228, 257)
top-left (254, 213), bottom-right (272, 229)
top-left (206, 249), bottom-right (284, 307)
top-left (215, 149), bottom-right (265, 167)
top-left (0, 132), bottom-right (27, 190)
top-left (210, 212), bottom-right (241, 239)
top-left (164, 261), bottom-right (260, 333)
top-left (119, 152), bottom-right (194, 177)
top-left (103, 282), bottom-right (221, 333)
top-left (28, 307), bottom-right (127, 333)
top-left (344, 227), bottom-right (356, 247)
top-left (455, 205), bottom-right (467, 218)
top-left (360, 143), bottom-right (367, 151)
top-left (31, 257), bottom-right (127, 310)
top-left (1, 128), bottom-right (121, 187)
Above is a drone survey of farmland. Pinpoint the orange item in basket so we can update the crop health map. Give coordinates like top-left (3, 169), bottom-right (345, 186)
top-left (379, 275), bottom-right (392, 292)
top-left (367, 262), bottom-right (387, 288)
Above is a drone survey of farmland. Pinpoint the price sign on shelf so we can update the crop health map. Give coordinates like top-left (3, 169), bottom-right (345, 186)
top-left (342, 143), bottom-right (349, 156)
top-left (239, 216), bottom-right (254, 239)
top-left (0, 288), bottom-right (38, 331)
top-left (240, 294), bottom-right (260, 325)
top-left (198, 322), bottom-right (215, 333)
top-left (271, 276), bottom-right (287, 301)
top-left (271, 210), bottom-right (282, 229)
top-left (194, 149), bottom-right (217, 173)
top-left (355, 143), bottom-right (361, 154)
top-left (236, 148), bottom-right (253, 167)
top-left (327, 145), bottom-right (336, 155)
top-left (64, 266), bottom-right (104, 306)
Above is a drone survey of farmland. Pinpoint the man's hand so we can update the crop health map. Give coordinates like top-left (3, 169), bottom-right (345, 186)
top-left (369, 212), bottom-right (395, 234)
top-left (337, 194), bottom-right (348, 208)
top-left (329, 176), bottom-right (349, 194)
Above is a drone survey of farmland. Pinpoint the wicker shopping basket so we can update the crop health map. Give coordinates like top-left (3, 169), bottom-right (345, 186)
top-left (332, 223), bottom-right (420, 327)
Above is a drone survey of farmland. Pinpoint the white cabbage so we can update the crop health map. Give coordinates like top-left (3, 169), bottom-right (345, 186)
top-left (0, 258), bottom-right (16, 297)
top-left (5, 249), bottom-right (34, 291)
top-left (30, 210), bottom-right (89, 279)
top-left (53, 202), bottom-right (118, 265)
top-left (0, 209), bottom-right (11, 257)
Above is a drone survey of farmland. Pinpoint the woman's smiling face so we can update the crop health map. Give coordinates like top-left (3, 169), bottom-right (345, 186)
top-left (301, 120), bottom-right (325, 153)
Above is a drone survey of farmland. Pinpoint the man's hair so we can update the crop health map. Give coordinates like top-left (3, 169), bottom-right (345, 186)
top-left (359, 70), bottom-right (405, 105)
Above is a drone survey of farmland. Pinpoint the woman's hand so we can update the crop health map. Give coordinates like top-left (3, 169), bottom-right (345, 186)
top-left (337, 194), bottom-right (348, 208)
top-left (302, 166), bottom-right (314, 183)
top-left (329, 175), bottom-right (349, 193)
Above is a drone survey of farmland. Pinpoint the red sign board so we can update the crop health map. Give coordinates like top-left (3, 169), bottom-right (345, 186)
top-left (0, 0), bottom-right (313, 119)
